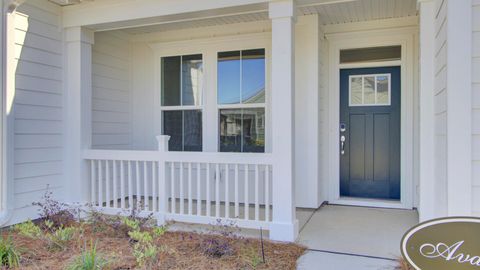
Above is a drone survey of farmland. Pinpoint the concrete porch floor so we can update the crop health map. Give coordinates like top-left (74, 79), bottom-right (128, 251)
top-left (296, 204), bottom-right (418, 270)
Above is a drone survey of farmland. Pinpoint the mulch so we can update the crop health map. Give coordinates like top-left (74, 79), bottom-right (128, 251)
top-left (3, 221), bottom-right (306, 270)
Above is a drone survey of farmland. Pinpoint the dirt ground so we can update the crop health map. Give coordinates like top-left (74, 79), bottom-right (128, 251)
top-left (5, 220), bottom-right (306, 270)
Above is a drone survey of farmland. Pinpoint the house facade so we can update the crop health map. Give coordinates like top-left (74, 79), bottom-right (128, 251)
top-left (0, 0), bottom-right (477, 241)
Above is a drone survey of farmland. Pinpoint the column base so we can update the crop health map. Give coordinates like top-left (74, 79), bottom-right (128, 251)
top-left (269, 219), bottom-right (299, 242)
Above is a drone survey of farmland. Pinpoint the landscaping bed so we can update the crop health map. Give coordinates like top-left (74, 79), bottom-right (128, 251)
top-left (0, 192), bottom-right (305, 269)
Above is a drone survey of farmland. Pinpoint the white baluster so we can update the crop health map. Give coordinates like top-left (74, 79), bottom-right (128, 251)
top-left (235, 164), bottom-right (239, 218)
top-left (188, 162), bottom-right (192, 215)
top-left (112, 160), bottom-right (118, 208)
top-left (170, 162), bottom-right (176, 214)
top-left (196, 163), bottom-right (201, 216)
top-left (215, 163), bottom-right (220, 218)
top-left (128, 161), bottom-right (133, 209)
top-left (244, 164), bottom-right (249, 220)
top-left (265, 165), bottom-right (270, 222)
top-left (206, 164), bottom-right (211, 217)
top-left (120, 161), bottom-right (125, 209)
top-left (225, 164), bottom-right (230, 218)
top-left (255, 164), bottom-right (259, 221)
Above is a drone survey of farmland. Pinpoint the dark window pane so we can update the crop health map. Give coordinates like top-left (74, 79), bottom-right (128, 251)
top-left (163, 111), bottom-right (183, 151)
top-left (183, 110), bottom-right (202, 151)
top-left (219, 109), bottom-right (242, 152)
top-left (340, 46), bottom-right (401, 64)
top-left (218, 51), bottom-right (241, 104)
top-left (161, 56), bottom-right (181, 106)
top-left (242, 49), bottom-right (265, 104)
top-left (242, 108), bottom-right (265, 152)
top-left (182, 54), bottom-right (203, 106)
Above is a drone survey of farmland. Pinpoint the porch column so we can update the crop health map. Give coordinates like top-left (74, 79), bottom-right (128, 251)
top-left (64, 27), bottom-right (94, 204)
top-left (269, 0), bottom-right (298, 242)
top-left (444, 0), bottom-right (472, 216)
top-left (417, 0), bottom-right (435, 221)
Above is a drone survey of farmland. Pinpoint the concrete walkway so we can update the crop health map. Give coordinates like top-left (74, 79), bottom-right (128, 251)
top-left (296, 205), bottom-right (418, 270)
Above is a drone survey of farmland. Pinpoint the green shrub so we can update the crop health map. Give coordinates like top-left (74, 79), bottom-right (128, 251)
top-left (152, 226), bottom-right (167, 238)
top-left (121, 217), bottom-right (140, 231)
top-left (132, 242), bottom-right (158, 268)
top-left (0, 236), bottom-right (20, 268)
top-left (128, 230), bottom-right (152, 243)
top-left (67, 241), bottom-right (108, 270)
top-left (13, 220), bottom-right (42, 238)
top-left (50, 227), bottom-right (77, 246)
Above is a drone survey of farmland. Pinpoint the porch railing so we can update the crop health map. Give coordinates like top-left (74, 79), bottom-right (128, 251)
top-left (83, 142), bottom-right (273, 229)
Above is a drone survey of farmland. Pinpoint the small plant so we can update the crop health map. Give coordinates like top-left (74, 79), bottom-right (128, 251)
top-left (396, 258), bottom-right (414, 270)
top-left (122, 217), bottom-right (140, 232)
top-left (127, 230), bottom-right (152, 243)
top-left (32, 187), bottom-right (78, 229)
top-left (67, 241), bottom-right (108, 270)
top-left (200, 219), bottom-right (239, 258)
top-left (242, 246), bottom-right (263, 269)
top-left (47, 226), bottom-right (76, 250)
top-left (152, 226), bottom-right (167, 238)
top-left (13, 220), bottom-right (41, 238)
top-left (200, 236), bottom-right (235, 258)
top-left (0, 236), bottom-right (20, 268)
top-left (132, 242), bottom-right (158, 268)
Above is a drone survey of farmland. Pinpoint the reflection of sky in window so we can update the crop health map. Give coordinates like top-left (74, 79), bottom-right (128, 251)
top-left (242, 58), bottom-right (265, 103)
top-left (218, 51), bottom-right (265, 104)
top-left (218, 58), bottom-right (240, 104)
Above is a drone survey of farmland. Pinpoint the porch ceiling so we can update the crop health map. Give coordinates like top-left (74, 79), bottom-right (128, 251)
top-left (118, 0), bottom-right (417, 35)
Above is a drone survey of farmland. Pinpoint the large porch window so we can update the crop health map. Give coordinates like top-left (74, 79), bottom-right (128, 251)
top-left (161, 54), bottom-right (203, 151)
top-left (218, 49), bottom-right (266, 153)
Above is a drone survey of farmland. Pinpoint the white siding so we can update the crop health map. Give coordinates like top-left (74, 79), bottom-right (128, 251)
top-left (92, 31), bottom-right (132, 149)
top-left (472, 0), bottom-right (480, 216)
top-left (12, 0), bottom-right (64, 223)
top-left (433, 0), bottom-right (448, 216)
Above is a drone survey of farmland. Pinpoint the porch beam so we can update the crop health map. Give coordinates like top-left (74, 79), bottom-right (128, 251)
top-left (64, 27), bottom-right (94, 204)
top-left (417, 0), bottom-right (435, 221)
top-left (269, 0), bottom-right (298, 242)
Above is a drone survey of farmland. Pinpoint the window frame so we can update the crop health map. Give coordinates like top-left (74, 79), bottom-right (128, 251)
top-left (152, 33), bottom-right (271, 153)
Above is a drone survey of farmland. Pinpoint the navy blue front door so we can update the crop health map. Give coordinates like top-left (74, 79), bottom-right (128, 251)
top-left (340, 67), bottom-right (401, 200)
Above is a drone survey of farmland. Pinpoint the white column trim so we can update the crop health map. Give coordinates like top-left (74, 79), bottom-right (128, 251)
top-left (269, 0), bottom-right (298, 242)
top-left (418, 0), bottom-right (436, 221)
top-left (64, 26), bottom-right (94, 204)
top-left (445, 0), bottom-right (472, 216)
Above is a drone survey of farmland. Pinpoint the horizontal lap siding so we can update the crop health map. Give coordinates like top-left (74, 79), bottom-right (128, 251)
top-left (472, 0), bottom-right (480, 216)
top-left (434, 0), bottom-right (448, 216)
top-left (13, 0), bottom-right (63, 217)
top-left (92, 32), bottom-right (132, 150)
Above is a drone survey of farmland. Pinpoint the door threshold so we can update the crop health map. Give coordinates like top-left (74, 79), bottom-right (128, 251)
top-left (331, 197), bottom-right (409, 210)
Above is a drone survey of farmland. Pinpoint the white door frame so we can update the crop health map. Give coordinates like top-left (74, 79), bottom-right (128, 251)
top-left (326, 28), bottom-right (416, 209)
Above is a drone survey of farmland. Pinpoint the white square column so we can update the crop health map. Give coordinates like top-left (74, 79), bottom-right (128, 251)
top-left (64, 27), bottom-right (94, 204)
top-left (417, 0), bottom-right (436, 221)
top-left (269, 0), bottom-right (298, 242)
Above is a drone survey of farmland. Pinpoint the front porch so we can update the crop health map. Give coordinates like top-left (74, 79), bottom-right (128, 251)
top-left (60, 0), bottom-right (423, 243)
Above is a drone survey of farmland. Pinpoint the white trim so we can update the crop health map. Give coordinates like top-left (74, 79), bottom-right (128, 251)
top-left (151, 33), bottom-right (271, 153)
top-left (327, 27), bottom-right (417, 209)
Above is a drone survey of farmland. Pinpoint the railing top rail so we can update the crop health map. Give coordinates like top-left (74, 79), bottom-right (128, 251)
top-left (83, 149), bottom-right (273, 165)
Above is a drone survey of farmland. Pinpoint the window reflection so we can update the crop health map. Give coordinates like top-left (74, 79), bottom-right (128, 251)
top-left (242, 49), bottom-right (265, 104)
top-left (218, 51), bottom-right (241, 104)
top-left (182, 54), bottom-right (203, 106)
top-left (219, 108), bottom-right (265, 153)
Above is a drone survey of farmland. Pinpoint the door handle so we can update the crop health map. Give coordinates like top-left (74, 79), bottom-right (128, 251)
top-left (340, 135), bottom-right (346, 155)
